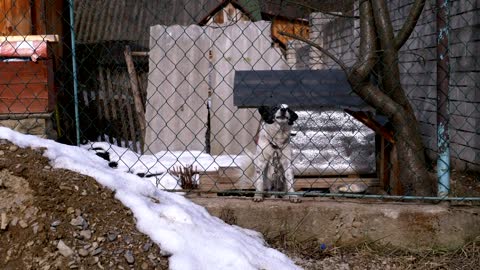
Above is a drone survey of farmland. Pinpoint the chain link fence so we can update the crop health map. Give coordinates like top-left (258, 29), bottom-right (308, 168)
top-left (0, 0), bottom-right (478, 201)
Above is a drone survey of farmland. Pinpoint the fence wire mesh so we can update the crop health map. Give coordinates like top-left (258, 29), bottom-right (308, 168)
top-left (0, 0), bottom-right (478, 201)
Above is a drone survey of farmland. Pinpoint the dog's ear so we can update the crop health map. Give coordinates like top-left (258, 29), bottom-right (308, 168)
top-left (287, 108), bottom-right (298, 125)
top-left (258, 106), bottom-right (274, 124)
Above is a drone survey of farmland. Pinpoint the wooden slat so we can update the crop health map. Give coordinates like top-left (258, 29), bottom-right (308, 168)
top-left (0, 61), bottom-right (50, 114)
top-left (124, 46), bottom-right (145, 153)
top-left (198, 168), bottom-right (380, 192)
top-left (0, 0), bottom-right (31, 35)
top-left (0, 34), bottom-right (59, 42)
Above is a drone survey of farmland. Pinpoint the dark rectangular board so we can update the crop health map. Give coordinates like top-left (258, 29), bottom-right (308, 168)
top-left (233, 69), bottom-right (371, 110)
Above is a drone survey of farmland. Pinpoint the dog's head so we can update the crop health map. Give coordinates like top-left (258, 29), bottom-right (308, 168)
top-left (258, 104), bottom-right (298, 126)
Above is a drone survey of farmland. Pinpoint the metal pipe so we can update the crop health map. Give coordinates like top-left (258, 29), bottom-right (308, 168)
top-left (68, 0), bottom-right (81, 145)
top-left (436, 0), bottom-right (450, 197)
top-left (167, 190), bottom-right (480, 202)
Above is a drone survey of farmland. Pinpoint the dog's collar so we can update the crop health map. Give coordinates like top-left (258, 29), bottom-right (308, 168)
top-left (269, 141), bottom-right (281, 150)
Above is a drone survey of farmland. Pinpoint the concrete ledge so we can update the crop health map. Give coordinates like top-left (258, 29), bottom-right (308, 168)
top-left (190, 197), bottom-right (480, 251)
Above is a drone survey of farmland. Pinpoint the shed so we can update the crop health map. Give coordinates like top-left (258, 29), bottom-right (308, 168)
top-left (0, 0), bottom-right (65, 139)
top-left (227, 69), bottom-right (400, 194)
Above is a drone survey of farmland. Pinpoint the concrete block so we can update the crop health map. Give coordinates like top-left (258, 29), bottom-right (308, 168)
top-left (192, 198), bottom-right (480, 251)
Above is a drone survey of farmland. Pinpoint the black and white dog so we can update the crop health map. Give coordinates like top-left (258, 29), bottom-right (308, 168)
top-left (253, 104), bottom-right (299, 202)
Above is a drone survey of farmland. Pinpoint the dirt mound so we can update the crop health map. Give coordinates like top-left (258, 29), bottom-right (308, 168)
top-left (0, 140), bottom-right (168, 270)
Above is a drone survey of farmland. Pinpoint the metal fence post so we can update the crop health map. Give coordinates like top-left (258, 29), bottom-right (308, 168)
top-left (436, 0), bottom-right (450, 197)
top-left (68, 0), bottom-right (80, 145)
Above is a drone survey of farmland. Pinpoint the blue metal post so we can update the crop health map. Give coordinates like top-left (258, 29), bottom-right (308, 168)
top-left (436, 0), bottom-right (450, 197)
top-left (68, 0), bottom-right (80, 145)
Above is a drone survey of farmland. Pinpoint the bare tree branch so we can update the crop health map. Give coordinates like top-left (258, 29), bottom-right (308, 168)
top-left (351, 0), bottom-right (377, 81)
top-left (279, 31), bottom-right (348, 73)
top-left (394, 0), bottom-right (426, 50)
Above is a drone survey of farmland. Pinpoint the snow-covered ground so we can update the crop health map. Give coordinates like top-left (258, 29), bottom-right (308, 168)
top-left (0, 127), bottom-right (300, 270)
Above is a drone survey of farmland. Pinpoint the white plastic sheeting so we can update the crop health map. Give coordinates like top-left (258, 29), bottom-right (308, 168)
top-left (146, 21), bottom-right (287, 155)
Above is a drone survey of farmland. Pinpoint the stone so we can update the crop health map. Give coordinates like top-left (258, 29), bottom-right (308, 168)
top-left (1, 212), bottom-right (8, 230)
top-left (91, 248), bottom-right (102, 256)
top-left (32, 222), bottom-right (40, 234)
top-left (80, 230), bottom-right (92, 240)
top-left (142, 242), bottom-right (153, 252)
top-left (57, 240), bottom-right (74, 257)
top-left (107, 231), bottom-right (118, 242)
top-left (19, 220), bottom-right (28, 228)
top-left (78, 248), bottom-right (89, 257)
top-left (124, 250), bottom-right (135, 264)
top-left (70, 216), bottom-right (86, 228)
top-left (123, 235), bottom-right (133, 245)
top-left (9, 145), bottom-right (19, 152)
top-left (67, 207), bottom-right (75, 214)
top-left (51, 220), bottom-right (61, 227)
top-left (141, 262), bottom-right (149, 270)
top-left (10, 217), bottom-right (18, 226)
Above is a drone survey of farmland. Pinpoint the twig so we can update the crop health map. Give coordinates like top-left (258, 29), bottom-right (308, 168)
top-left (279, 31), bottom-right (349, 73)
top-left (169, 165), bottom-right (199, 189)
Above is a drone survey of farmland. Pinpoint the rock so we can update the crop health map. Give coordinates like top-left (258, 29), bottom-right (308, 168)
top-left (0, 150), bottom-right (5, 156)
top-left (80, 230), bottom-right (92, 240)
top-left (51, 220), bottom-right (61, 227)
top-left (337, 183), bottom-right (368, 194)
top-left (57, 240), bottom-right (74, 257)
top-left (67, 207), bottom-right (75, 214)
top-left (10, 217), bottom-right (18, 226)
top-left (9, 145), bottom-right (19, 152)
top-left (141, 262), bottom-right (149, 270)
top-left (81, 190), bottom-right (87, 196)
top-left (32, 222), bottom-right (40, 234)
top-left (97, 236), bottom-right (105, 243)
top-left (91, 248), bottom-right (102, 256)
top-left (142, 242), bottom-right (153, 252)
top-left (88, 257), bottom-right (99, 265)
top-left (19, 219), bottom-right (28, 228)
top-left (70, 216), bottom-right (86, 228)
top-left (123, 235), bottom-right (133, 245)
top-left (1, 212), bottom-right (8, 230)
top-left (107, 231), bottom-right (118, 242)
top-left (78, 248), bottom-right (89, 257)
top-left (124, 250), bottom-right (135, 264)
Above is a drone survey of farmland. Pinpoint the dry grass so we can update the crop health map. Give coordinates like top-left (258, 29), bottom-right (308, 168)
top-left (268, 234), bottom-right (480, 270)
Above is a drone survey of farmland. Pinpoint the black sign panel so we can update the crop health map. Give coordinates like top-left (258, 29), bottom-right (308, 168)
top-left (233, 69), bottom-right (370, 109)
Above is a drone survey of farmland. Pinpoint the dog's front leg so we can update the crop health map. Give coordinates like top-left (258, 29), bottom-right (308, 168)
top-left (282, 153), bottom-right (301, 203)
top-left (253, 148), bottom-right (269, 202)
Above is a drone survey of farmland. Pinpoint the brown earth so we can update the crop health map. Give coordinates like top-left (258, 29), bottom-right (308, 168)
top-left (0, 139), bottom-right (479, 270)
top-left (0, 140), bottom-right (168, 270)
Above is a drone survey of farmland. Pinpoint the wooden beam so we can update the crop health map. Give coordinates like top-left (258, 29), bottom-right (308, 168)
top-left (124, 45), bottom-right (146, 153)
top-left (344, 109), bottom-right (395, 143)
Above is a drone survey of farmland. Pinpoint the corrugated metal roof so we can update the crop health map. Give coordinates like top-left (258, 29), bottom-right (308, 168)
top-left (74, 0), bottom-right (222, 45)
top-left (74, 0), bottom-right (354, 45)
top-left (260, 0), bottom-right (354, 19)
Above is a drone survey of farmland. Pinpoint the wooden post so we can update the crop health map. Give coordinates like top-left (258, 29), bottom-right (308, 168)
top-left (124, 45), bottom-right (145, 153)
